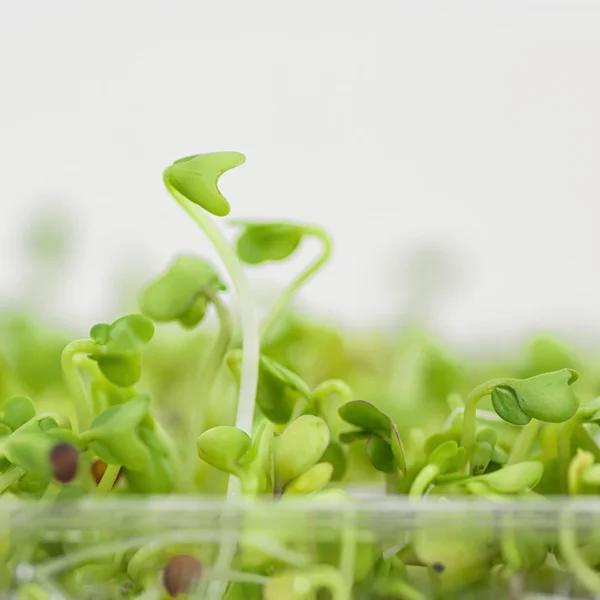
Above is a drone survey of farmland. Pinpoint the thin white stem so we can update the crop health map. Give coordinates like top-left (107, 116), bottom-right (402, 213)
top-left (166, 177), bottom-right (260, 600)
top-left (166, 180), bottom-right (259, 442)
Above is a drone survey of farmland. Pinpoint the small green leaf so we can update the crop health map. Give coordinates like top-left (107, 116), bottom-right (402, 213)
top-left (92, 355), bottom-right (141, 388)
top-left (366, 436), bottom-right (395, 473)
top-left (338, 400), bottom-right (391, 436)
top-left (425, 428), bottom-right (461, 454)
top-left (163, 152), bottom-right (246, 217)
top-left (429, 440), bottom-right (465, 474)
top-left (82, 395), bottom-right (151, 471)
top-left (471, 441), bottom-right (493, 475)
top-left (139, 255), bottom-right (226, 328)
top-left (4, 433), bottom-right (53, 477)
top-left (1, 396), bottom-right (36, 431)
top-left (125, 427), bottom-right (175, 493)
top-left (234, 222), bottom-right (305, 265)
top-left (197, 426), bottom-right (252, 475)
top-left (491, 386), bottom-right (531, 426)
top-left (510, 368), bottom-right (580, 423)
top-left (273, 415), bottom-right (330, 488)
top-left (89, 315), bottom-right (154, 387)
top-left (474, 461), bottom-right (544, 494)
top-left (283, 462), bottom-right (333, 495)
top-left (255, 355), bottom-right (311, 424)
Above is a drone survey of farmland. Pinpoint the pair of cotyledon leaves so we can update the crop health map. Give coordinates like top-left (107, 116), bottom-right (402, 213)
top-left (0, 393), bottom-right (173, 492)
top-left (491, 368), bottom-right (579, 426)
top-left (427, 426), bottom-right (508, 476)
top-left (0, 395), bottom-right (80, 479)
top-left (337, 400), bottom-right (407, 477)
top-left (164, 151), bottom-right (309, 265)
top-left (81, 394), bottom-right (174, 492)
top-left (197, 414), bottom-right (332, 495)
top-left (88, 314), bottom-right (155, 387)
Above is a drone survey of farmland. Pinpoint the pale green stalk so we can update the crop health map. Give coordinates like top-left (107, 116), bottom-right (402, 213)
top-left (260, 225), bottom-right (332, 342)
top-left (61, 340), bottom-right (99, 432)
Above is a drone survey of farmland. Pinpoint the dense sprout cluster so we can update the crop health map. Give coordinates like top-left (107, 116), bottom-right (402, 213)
top-left (2, 153), bottom-right (600, 598)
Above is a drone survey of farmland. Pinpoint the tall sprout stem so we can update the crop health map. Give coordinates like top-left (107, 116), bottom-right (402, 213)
top-left (61, 340), bottom-right (99, 433)
top-left (192, 290), bottom-right (233, 439)
top-left (166, 179), bottom-right (260, 600)
top-left (166, 179), bottom-right (260, 444)
top-left (260, 225), bottom-right (332, 343)
top-left (460, 378), bottom-right (511, 470)
top-left (185, 290), bottom-right (232, 490)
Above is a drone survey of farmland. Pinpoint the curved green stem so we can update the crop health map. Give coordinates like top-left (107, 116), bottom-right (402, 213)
top-left (0, 465), bottom-right (26, 494)
top-left (507, 420), bottom-right (540, 465)
top-left (192, 290), bottom-right (232, 438)
top-left (61, 340), bottom-right (99, 433)
top-left (260, 225), bottom-right (332, 343)
top-left (460, 378), bottom-right (512, 469)
top-left (311, 379), bottom-right (353, 403)
top-left (96, 463), bottom-right (121, 493)
top-left (409, 464), bottom-right (440, 497)
top-left (165, 178), bottom-right (259, 445)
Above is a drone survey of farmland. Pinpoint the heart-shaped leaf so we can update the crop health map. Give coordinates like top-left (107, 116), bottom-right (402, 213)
top-left (510, 368), bottom-right (580, 423)
top-left (89, 315), bottom-right (154, 386)
top-left (197, 426), bottom-right (252, 475)
top-left (338, 400), bottom-right (391, 436)
top-left (273, 415), bottom-right (330, 488)
top-left (234, 222), bottom-right (305, 265)
top-left (82, 395), bottom-right (151, 471)
top-left (0, 396), bottom-right (36, 431)
top-left (163, 152), bottom-right (246, 217)
top-left (139, 255), bottom-right (226, 328)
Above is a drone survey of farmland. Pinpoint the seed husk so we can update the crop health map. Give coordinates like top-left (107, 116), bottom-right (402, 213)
top-left (163, 554), bottom-right (202, 597)
top-left (50, 443), bottom-right (78, 483)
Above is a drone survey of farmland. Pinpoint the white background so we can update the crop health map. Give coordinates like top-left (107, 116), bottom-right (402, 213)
top-left (1, 1), bottom-right (599, 349)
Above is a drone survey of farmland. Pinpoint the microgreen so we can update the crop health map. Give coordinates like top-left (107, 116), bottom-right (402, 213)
top-left (4, 150), bottom-right (600, 599)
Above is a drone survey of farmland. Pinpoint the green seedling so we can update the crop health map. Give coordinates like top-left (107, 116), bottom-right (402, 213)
top-left (231, 220), bottom-right (332, 342)
top-left (461, 369), bottom-right (580, 469)
top-left (272, 415), bottom-right (330, 492)
top-left (4, 151), bottom-right (600, 600)
top-left (338, 400), bottom-right (406, 491)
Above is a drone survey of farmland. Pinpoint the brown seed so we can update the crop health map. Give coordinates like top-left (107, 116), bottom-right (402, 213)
top-left (50, 443), bottom-right (78, 483)
top-left (91, 458), bottom-right (122, 487)
top-left (163, 554), bottom-right (202, 597)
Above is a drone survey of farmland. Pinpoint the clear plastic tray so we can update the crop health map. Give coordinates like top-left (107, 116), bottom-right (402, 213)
top-left (4, 496), bottom-right (600, 599)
